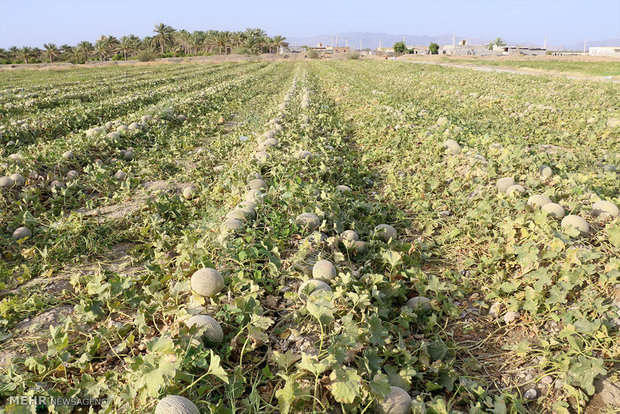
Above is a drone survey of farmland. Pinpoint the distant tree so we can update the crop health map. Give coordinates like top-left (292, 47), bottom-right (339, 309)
top-left (17, 47), bottom-right (33, 63)
top-left (429, 42), bottom-right (439, 54)
top-left (76, 41), bottom-right (93, 63)
top-left (271, 35), bottom-right (287, 53)
top-left (119, 35), bottom-right (139, 60)
top-left (153, 23), bottom-right (176, 54)
top-left (43, 43), bottom-right (59, 63)
top-left (393, 41), bottom-right (408, 55)
top-left (488, 37), bottom-right (506, 50)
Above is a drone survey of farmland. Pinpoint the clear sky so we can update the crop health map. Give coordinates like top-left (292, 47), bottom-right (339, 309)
top-left (0, 0), bottom-right (618, 49)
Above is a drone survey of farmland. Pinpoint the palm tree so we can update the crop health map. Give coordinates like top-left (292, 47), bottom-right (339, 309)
top-left (190, 32), bottom-right (204, 54)
top-left (153, 23), bottom-right (175, 54)
top-left (175, 30), bottom-right (192, 55)
top-left (43, 43), bottom-right (59, 63)
top-left (9, 46), bottom-right (18, 62)
top-left (95, 35), bottom-right (109, 61)
top-left (17, 47), bottom-right (32, 63)
top-left (68, 47), bottom-right (81, 64)
top-left (76, 41), bottom-right (93, 63)
top-left (271, 35), bottom-right (288, 54)
top-left (489, 37), bottom-right (507, 50)
top-left (243, 37), bottom-right (260, 54)
top-left (59, 44), bottom-right (72, 60)
top-left (119, 35), bottom-right (134, 60)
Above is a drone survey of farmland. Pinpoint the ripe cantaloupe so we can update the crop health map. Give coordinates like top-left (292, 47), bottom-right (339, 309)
top-left (237, 206), bottom-right (256, 220)
top-left (296, 213), bottom-right (321, 231)
top-left (341, 230), bottom-right (359, 242)
top-left (51, 180), bottom-right (66, 190)
top-left (62, 151), bottom-right (73, 160)
top-left (114, 170), bottom-right (127, 181)
top-left (245, 190), bottom-right (264, 203)
top-left (239, 200), bottom-right (257, 210)
top-left (443, 139), bottom-right (461, 154)
top-left (191, 268), bottom-right (225, 297)
top-left (591, 200), bottom-right (619, 219)
top-left (183, 186), bottom-right (196, 200)
top-left (186, 315), bottom-right (224, 344)
top-left (506, 185), bottom-right (525, 196)
top-left (375, 224), bottom-right (397, 242)
top-left (0, 176), bottom-right (15, 190)
top-left (496, 177), bottom-right (515, 193)
top-left (66, 170), bottom-right (79, 181)
top-left (128, 122), bottom-right (140, 130)
top-left (561, 215), bottom-right (589, 235)
top-left (248, 179), bottom-right (266, 190)
top-left (226, 209), bottom-right (248, 222)
top-left (107, 132), bottom-right (120, 140)
top-left (541, 203), bottom-right (565, 219)
top-left (527, 195), bottom-right (552, 209)
top-left (436, 117), bottom-right (449, 127)
top-left (376, 386), bottom-right (412, 414)
top-left (297, 150), bottom-right (312, 160)
top-left (12, 226), bottom-right (32, 240)
top-left (539, 165), bottom-right (553, 179)
top-left (155, 395), bottom-right (200, 414)
top-left (407, 296), bottom-right (432, 312)
top-left (255, 151), bottom-right (269, 162)
top-left (10, 173), bottom-right (25, 187)
top-left (312, 260), bottom-right (337, 281)
top-left (298, 279), bottom-right (332, 300)
top-left (336, 185), bottom-right (352, 193)
top-left (221, 219), bottom-right (244, 233)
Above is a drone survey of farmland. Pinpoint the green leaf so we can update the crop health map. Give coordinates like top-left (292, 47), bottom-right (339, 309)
top-left (306, 293), bottom-right (335, 324)
top-left (147, 336), bottom-right (175, 354)
top-left (298, 353), bottom-right (329, 376)
top-left (370, 373), bottom-right (392, 396)
top-left (207, 350), bottom-right (229, 384)
top-left (566, 356), bottom-right (607, 395)
top-left (608, 224), bottom-right (620, 248)
top-left (329, 366), bottom-right (362, 404)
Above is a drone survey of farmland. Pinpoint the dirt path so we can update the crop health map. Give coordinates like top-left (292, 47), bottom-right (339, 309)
top-left (402, 59), bottom-right (620, 83)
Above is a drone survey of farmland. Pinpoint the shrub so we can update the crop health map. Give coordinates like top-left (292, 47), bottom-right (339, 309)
top-left (307, 49), bottom-right (319, 59)
top-left (137, 50), bottom-right (156, 62)
top-left (429, 42), bottom-right (440, 55)
top-left (346, 52), bottom-right (360, 60)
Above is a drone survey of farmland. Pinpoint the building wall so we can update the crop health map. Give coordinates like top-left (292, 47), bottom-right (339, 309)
top-left (589, 47), bottom-right (620, 56)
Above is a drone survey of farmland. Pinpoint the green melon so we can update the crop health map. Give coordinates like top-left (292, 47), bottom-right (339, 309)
top-left (0, 176), bottom-right (15, 190)
top-left (66, 170), bottom-right (79, 181)
top-left (336, 185), bottom-right (352, 193)
top-left (191, 268), bottom-right (225, 297)
top-left (221, 219), bottom-right (244, 233)
top-left (248, 179), bottom-right (267, 190)
top-left (114, 170), bottom-right (127, 181)
top-left (506, 184), bottom-right (525, 196)
top-left (182, 186), bottom-right (196, 200)
top-left (62, 151), bottom-right (73, 160)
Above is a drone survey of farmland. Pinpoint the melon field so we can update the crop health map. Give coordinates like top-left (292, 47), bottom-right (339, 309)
top-left (0, 60), bottom-right (618, 414)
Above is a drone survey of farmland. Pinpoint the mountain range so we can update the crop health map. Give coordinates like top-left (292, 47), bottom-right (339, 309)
top-left (286, 32), bottom-right (620, 51)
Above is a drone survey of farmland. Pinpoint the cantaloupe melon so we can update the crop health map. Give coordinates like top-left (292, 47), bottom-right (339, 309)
top-left (539, 165), bottom-right (553, 179)
top-left (245, 190), bottom-right (264, 203)
top-left (561, 215), bottom-right (589, 235)
top-left (296, 213), bottom-right (321, 231)
top-left (527, 195), bottom-right (552, 209)
top-left (128, 122), bottom-right (140, 130)
top-left (186, 315), bottom-right (224, 344)
top-left (107, 132), bottom-right (120, 140)
top-left (155, 395), bottom-right (200, 414)
top-left (255, 151), bottom-right (269, 162)
top-left (591, 200), bottom-right (619, 219)
top-left (182, 186), bottom-right (196, 200)
top-left (297, 150), bottom-right (312, 160)
top-left (506, 184), bottom-right (525, 196)
top-left (66, 170), bottom-right (79, 181)
top-left (298, 279), bottom-right (332, 300)
top-left (226, 209), bottom-right (248, 222)
top-left (248, 179), bottom-right (266, 190)
top-left (114, 170), bottom-right (127, 181)
top-left (336, 185), bottom-right (352, 193)
top-left (541, 203), bottom-right (565, 219)
top-left (436, 117), bottom-right (449, 127)
top-left (496, 177), bottom-right (515, 193)
top-left (341, 230), bottom-right (359, 242)
top-left (12, 226), bottom-right (32, 240)
top-left (312, 260), bottom-right (337, 281)
top-left (221, 219), bottom-right (244, 233)
top-left (406, 296), bottom-right (432, 312)
top-left (10, 173), bottom-right (25, 187)
top-left (238, 200), bottom-right (257, 210)
top-left (191, 268), bottom-right (225, 297)
top-left (62, 151), bottom-right (73, 160)
top-left (0, 176), bottom-right (15, 190)
top-left (442, 139), bottom-right (461, 155)
top-left (376, 386), bottom-right (412, 414)
top-left (375, 224), bottom-right (397, 242)
top-left (51, 180), bottom-right (66, 189)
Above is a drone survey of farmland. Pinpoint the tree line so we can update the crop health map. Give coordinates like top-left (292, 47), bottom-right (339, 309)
top-left (0, 24), bottom-right (289, 64)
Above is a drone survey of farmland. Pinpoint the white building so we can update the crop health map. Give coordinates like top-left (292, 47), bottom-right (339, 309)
top-left (589, 47), bottom-right (620, 56)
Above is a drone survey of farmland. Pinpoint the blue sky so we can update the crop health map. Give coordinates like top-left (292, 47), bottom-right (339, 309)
top-left (0, 0), bottom-right (618, 48)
